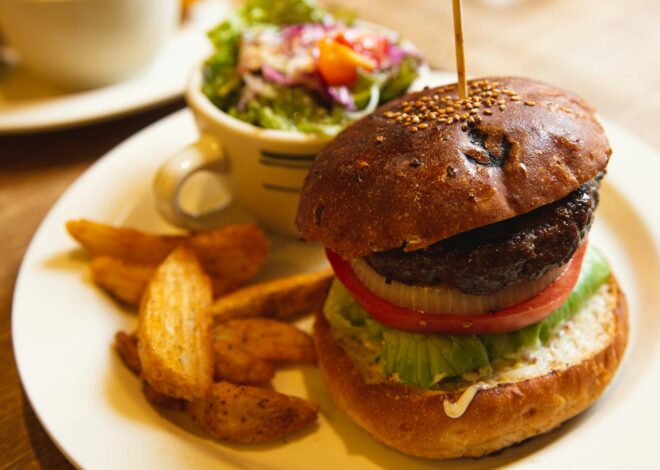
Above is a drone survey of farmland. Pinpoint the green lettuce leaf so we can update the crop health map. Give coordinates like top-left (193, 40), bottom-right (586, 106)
top-left (479, 245), bottom-right (611, 358)
top-left (226, 85), bottom-right (348, 136)
top-left (323, 245), bottom-right (611, 388)
top-left (380, 55), bottom-right (421, 103)
top-left (203, 0), bottom-right (325, 110)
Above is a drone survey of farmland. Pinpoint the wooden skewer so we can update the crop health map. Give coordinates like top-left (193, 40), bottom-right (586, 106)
top-left (452, 0), bottom-right (468, 99)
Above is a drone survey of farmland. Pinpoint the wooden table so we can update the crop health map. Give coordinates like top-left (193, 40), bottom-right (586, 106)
top-left (0, 0), bottom-right (657, 467)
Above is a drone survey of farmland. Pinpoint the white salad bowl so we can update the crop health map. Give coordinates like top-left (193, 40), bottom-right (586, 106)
top-left (153, 65), bottom-right (332, 237)
top-left (154, 48), bottom-right (430, 237)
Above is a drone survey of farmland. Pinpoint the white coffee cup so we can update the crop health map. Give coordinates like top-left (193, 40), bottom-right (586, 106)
top-left (153, 66), bottom-right (331, 237)
top-left (0, 0), bottom-right (178, 89)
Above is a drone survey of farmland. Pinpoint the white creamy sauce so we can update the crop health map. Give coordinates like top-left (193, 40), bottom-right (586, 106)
top-left (333, 283), bottom-right (617, 417)
top-left (443, 384), bottom-right (481, 418)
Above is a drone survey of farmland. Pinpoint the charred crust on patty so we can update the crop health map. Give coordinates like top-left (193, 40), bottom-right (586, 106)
top-left (367, 175), bottom-right (602, 294)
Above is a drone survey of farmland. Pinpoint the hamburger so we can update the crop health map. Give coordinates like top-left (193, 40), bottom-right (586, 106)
top-left (295, 77), bottom-right (628, 458)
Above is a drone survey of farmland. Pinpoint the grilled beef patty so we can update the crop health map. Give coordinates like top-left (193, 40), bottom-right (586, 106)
top-left (366, 175), bottom-right (601, 295)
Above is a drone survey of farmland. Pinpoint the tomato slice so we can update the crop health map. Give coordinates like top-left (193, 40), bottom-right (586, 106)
top-left (326, 242), bottom-right (587, 335)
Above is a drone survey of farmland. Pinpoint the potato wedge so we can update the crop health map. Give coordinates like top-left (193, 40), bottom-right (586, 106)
top-left (188, 224), bottom-right (268, 286)
top-left (67, 220), bottom-right (268, 288)
top-left (142, 382), bottom-right (186, 411)
top-left (186, 382), bottom-right (319, 443)
top-left (114, 332), bottom-right (186, 410)
top-left (67, 219), bottom-right (184, 264)
top-left (91, 256), bottom-right (242, 306)
top-left (138, 247), bottom-right (214, 400)
top-left (93, 257), bottom-right (155, 305)
top-left (211, 269), bottom-right (333, 322)
top-left (114, 331), bottom-right (142, 375)
top-left (213, 319), bottom-right (316, 364)
top-left (213, 342), bottom-right (274, 386)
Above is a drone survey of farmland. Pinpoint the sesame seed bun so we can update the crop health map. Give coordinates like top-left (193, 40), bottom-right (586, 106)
top-left (296, 77), bottom-right (611, 258)
top-left (313, 276), bottom-right (628, 459)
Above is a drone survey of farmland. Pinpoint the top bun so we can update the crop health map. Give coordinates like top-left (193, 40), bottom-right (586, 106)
top-left (296, 77), bottom-right (611, 259)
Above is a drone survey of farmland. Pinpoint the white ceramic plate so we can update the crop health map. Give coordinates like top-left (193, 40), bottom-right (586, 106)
top-left (0, 1), bottom-right (230, 134)
top-left (13, 73), bottom-right (660, 469)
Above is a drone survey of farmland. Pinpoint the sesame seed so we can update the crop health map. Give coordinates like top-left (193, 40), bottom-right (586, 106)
top-left (386, 79), bottom-right (536, 132)
top-left (375, 136), bottom-right (384, 143)
top-left (359, 161), bottom-right (369, 167)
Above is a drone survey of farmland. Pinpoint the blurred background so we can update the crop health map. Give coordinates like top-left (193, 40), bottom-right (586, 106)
top-left (1, 0), bottom-right (658, 145)
top-left (339, 0), bottom-right (659, 149)
top-left (0, 0), bottom-right (658, 468)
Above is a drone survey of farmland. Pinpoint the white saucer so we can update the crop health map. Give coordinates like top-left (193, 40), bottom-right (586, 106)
top-left (0, 0), bottom-right (230, 134)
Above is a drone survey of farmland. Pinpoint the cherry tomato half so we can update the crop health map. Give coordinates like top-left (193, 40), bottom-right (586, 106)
top-left (316, 37), bottom-right (376, 86)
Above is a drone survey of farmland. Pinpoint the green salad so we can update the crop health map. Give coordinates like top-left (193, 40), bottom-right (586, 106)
top-left (202, 0), bottom-right (424, 135)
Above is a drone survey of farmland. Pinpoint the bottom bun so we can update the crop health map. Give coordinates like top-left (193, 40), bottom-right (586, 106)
top-left (314, 276), bottom-right (628, 459)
